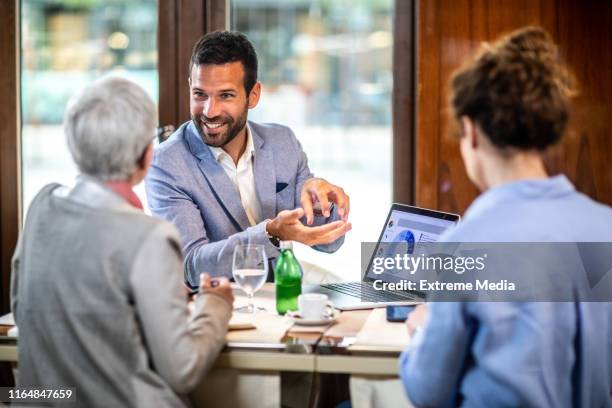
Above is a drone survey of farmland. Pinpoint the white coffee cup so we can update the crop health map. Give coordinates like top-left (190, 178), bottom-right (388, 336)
top-left (298, 293), bottom-right (334, 320)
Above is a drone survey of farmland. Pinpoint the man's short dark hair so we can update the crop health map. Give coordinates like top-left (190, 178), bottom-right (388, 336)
top-left (190, 31), bottom-right (258, 95)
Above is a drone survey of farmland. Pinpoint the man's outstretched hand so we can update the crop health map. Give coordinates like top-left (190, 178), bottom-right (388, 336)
top-left (266, 208), bottom-right (352, 246)
top-left (300, 177), bottom-right (350, 225)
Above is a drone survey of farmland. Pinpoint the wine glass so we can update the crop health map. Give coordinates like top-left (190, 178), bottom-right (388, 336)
top-left (233, 244), bottom-right (268, 313)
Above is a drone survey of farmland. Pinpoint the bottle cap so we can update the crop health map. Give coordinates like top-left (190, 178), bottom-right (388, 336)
top-left (280, 241), bottom-right (293, 250)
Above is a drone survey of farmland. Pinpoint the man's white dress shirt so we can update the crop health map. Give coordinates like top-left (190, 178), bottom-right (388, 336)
top-left (209, 126), bottom-right (262, 226)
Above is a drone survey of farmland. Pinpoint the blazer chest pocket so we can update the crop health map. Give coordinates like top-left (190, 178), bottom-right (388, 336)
top-left (275, 182), bottom-right (294, 208)
top-left (275, 182), bottom-right (288, 193)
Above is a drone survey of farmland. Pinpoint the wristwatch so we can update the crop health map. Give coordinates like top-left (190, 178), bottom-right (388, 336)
top-left (265, 221), bottom-right (281, 247)
top-left (267, 232), bottom-right (280, 248)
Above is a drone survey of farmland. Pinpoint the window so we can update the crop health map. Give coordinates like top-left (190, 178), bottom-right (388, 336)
top-left (21, 0), bottom-right (158, 215)
top-left (232, 0), bottom-right (394, 280)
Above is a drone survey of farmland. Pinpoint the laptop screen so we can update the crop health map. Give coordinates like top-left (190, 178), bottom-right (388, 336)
top-left (364, 204), bottom-right (459, 283)
top-left (382, 209), bottom-right (457, 244)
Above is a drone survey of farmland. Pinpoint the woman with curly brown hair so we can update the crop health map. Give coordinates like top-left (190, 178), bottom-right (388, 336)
top-left (399, 27), bottom-right (612, 408)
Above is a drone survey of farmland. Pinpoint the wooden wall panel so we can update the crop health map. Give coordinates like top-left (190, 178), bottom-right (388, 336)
top-left (415, 0), bottom-right (612, 214)
top-left (436, 0), bottom-right (475, 213)
top-left (551, 1), bottom-right (612, 203)
top-left (415, 0), bottom-right (443, 209)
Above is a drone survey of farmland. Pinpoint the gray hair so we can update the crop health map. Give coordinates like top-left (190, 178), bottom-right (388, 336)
top-left (64, 76), bottom-right (157, 181)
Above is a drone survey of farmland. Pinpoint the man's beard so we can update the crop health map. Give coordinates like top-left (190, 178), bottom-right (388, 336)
top-left (192, 107), bottom-right (248, 148)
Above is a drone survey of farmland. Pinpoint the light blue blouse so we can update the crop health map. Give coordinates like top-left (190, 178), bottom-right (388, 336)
top-left (399, 175), bottom-right (612, 407)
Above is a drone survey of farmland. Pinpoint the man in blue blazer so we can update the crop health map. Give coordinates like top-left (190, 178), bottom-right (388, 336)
top-left (145, 31), bottom-right (351, 286)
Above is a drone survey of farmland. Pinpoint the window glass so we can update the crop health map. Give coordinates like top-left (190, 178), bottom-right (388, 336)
top-left (21, 0), bottom-right (158, 215)
top-left (232, 0), bottom-right (393, 280)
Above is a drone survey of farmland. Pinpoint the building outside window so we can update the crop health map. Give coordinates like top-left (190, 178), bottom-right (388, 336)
top-left (21, 0), bottom-right (158, 214)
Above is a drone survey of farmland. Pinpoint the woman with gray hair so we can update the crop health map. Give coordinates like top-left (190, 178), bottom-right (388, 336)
top-left (11, 76), bottom-right (234, 407)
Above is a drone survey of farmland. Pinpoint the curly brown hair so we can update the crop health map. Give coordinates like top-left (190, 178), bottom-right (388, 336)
top-left (450, 26), bottom-right (576, 151)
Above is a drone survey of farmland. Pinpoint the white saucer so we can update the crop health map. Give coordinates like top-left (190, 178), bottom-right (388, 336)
top-left (287, 309), bottom-right (340, 326)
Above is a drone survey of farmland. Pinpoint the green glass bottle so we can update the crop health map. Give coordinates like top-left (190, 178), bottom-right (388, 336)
top-left (275, 241), bottom-right (303, 315)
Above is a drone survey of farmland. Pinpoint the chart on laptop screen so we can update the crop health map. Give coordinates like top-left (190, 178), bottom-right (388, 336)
top-left (382, 210), bottom-right (456, 245)
top-left (369, 209), bottom-right (458, 281)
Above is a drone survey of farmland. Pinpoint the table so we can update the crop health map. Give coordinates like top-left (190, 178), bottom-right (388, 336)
top-left (0, 284), bottom-right (413, 407)
top-left (220, 284), bottom-right (406, 374)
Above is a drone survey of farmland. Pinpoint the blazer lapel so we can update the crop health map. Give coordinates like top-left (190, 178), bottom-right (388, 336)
top-left (185, 123), bottom-right (251, 231)
top-left (251, 126), bottom-right (276, 221)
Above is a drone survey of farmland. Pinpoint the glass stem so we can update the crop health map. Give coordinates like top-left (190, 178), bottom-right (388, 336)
top-left (247, 293), bottom-right (254, 313)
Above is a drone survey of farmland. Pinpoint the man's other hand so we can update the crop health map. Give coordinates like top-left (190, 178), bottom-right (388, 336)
top-left (300, 177), bottom-right (350, 225)
top-left (199, 273), bottom-right (234, 305)
top-left (267, 208), bottom-right (352, 246)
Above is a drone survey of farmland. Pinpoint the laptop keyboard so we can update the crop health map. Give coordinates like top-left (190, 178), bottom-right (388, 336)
top-left (321, 282), bottom-right (421, 303)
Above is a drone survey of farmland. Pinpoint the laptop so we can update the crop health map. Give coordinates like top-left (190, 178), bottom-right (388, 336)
top-left (303, 203), bottom-right (460, 310)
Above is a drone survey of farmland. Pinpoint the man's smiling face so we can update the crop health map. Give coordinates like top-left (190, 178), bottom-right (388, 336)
top-left (189, 61), bottom-right (256, 148)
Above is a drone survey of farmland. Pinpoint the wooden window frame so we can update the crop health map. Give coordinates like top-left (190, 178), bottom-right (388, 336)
top-left (158, 0), bottom-right (229, 129)
top-left (392, 0), bottom-right (416, 205)
top-left (0, 0), bottom-right (20, 315)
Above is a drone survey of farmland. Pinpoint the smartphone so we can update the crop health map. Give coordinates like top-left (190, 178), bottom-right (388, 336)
top-left (386, 305), bottom-right (417, 322)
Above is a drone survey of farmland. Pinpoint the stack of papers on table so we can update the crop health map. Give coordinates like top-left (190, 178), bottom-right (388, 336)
top-left (226, 284), bottom-right (295, 343)
top-left (0, 313), bottom-right (15, 326)
top-left (0, 313), bottom-right (17, 338)
top-left (350, 308), bottom-right (410, 352)
top-left (226, 312), bottom-right (293, 343)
